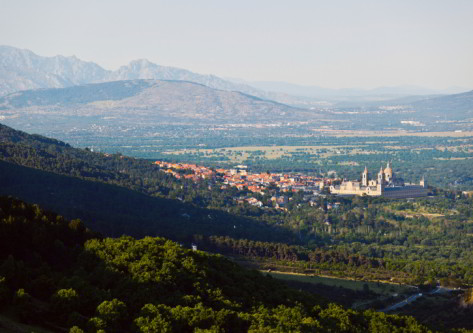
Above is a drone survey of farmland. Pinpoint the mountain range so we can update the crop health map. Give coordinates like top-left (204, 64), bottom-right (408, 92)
top-left (2, 45), bottom-right (469, 106)
top-left (0, 45), bottom-right (286, 103)
top-left (1, 45), bottom-right (473, 136)
top-left (0, 45), bottom-right (107, 94)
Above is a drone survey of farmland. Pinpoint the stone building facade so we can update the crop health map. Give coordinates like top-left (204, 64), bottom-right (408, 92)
top-left (330, 162), bottom-right (428, 198)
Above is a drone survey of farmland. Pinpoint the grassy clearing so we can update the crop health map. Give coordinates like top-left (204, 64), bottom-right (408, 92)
top-left (384, 203), bottom-right (458, 220)
top-left (389, 209), bottom-right (446, 220)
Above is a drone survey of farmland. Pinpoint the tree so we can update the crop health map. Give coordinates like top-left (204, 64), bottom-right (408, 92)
top-left (134, 304), bottom-right (173, 333)
top-left (0, 276), bottom-right (10, 307)
top-left (13, 288), bottom-right (33, 322)
top-left (95, 298), bottom-right (128, 331)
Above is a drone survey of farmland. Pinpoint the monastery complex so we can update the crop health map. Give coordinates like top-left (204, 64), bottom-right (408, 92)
top-left (330, 162), bottom-right (428, 198)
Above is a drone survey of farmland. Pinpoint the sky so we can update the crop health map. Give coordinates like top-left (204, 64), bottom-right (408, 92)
top-left (1, 0), bottom-right (473, 90)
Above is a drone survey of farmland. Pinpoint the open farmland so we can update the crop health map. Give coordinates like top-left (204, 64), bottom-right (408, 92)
top-left (163, 145), bottom-right (374, 163)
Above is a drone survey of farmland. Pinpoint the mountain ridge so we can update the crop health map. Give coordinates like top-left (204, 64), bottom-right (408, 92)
top-left (3, 45), bottom-right (468, 106)
top-left (0, 79), bottom-right (316, 124)
top-left (0, 45), bottom-right (279, 103)
top-left (0, 45), bottom-right (107, 93)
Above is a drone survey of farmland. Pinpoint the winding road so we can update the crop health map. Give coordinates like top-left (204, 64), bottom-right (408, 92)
top-left (382, 293), bottom-right (423, 312)
top-left (382, 287), bottom-right (451, 312)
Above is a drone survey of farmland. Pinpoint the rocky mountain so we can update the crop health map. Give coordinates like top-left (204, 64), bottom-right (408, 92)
top-left (6, 45), bottom-right (463, 107)
top-left (0, 45), bottom-right (107, 95)
top-left (0, 45), bottom-right (282, 103)
top-left (0, 46), bottom-right (373, 108)
top-left (107, 58), bottom-right (261, 94)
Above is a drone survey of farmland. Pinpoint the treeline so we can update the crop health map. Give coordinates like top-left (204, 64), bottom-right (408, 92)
top-left (204, 236), bottom-right (384, 269)
top-left (0, 196), bottom-right (442, 332)
top-left (203, 235), bottom-right (473, 288)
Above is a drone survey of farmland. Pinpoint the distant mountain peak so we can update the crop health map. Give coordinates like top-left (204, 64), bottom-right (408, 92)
top-left (5, 45), bottom-right (467, 108)
top-left (130, 58), bottom-right (153, 64)
top-left (0, 45), bottom-right (272, 102)
top-left (124, 58), bottom-right (156, 69)
top-left (0, 46), bottom-right (304, 107)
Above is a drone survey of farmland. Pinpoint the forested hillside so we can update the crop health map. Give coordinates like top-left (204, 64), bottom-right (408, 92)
top-left (0, 196), bottom-right (439, 332)
top-left (0, 123), bottom-right (294, 242)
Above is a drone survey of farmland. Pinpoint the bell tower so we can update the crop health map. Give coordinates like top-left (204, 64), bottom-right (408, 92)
top-left (377, 166), bottom-right (385, 185)
top-left (420, 176), bottom-right (426, 188)
top-left (384, 161), bottom-right (393, 183)
top-left (362, 166), bottom-right (368, 187)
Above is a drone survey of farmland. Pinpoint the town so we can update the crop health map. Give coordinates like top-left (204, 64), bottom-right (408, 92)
top-left (155, 160), bottom-right (433, 211)
top-left (154, 160), bottom-right (334, 210)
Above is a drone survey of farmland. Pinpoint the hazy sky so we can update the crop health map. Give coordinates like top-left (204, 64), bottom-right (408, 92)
top-left (1, 0), bottom-right (473, 89)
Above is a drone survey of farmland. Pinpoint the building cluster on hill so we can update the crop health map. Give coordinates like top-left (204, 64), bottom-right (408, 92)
top-left (155, 160), bottom-right (429, 206)
top-left (154, 161), bottom-right (329, 193)
top-left (329, 162), bottom-right (428, 198)
top-left (154, 161), bottom-right (215, 181)
top-left (154, 161), bottom-right (334, 209)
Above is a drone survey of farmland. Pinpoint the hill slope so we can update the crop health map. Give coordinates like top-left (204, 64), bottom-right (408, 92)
top-left (0, 196), bottom-right (435, 332)
top-left (0, 79), bottom-right (315, 124)
top-left (0, 123), bottom-right (294, 242)
top-left (407, 89), bottom-right (473, 120)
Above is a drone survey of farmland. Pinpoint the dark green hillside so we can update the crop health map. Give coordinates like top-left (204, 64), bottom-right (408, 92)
top-left (0, 122), bottom-right (172, 193)
top-left (0, 122), bottom-right (296, 242)
top-left (0, 160), bottom-right (292, 242)
top-left (0, 196), bottom-right (436, 332)
top-left (0, 122), bottom-right (257, 211)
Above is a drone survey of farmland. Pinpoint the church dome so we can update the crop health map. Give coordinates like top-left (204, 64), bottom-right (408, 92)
top-left (384, 162), bottom-right (393, 180)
